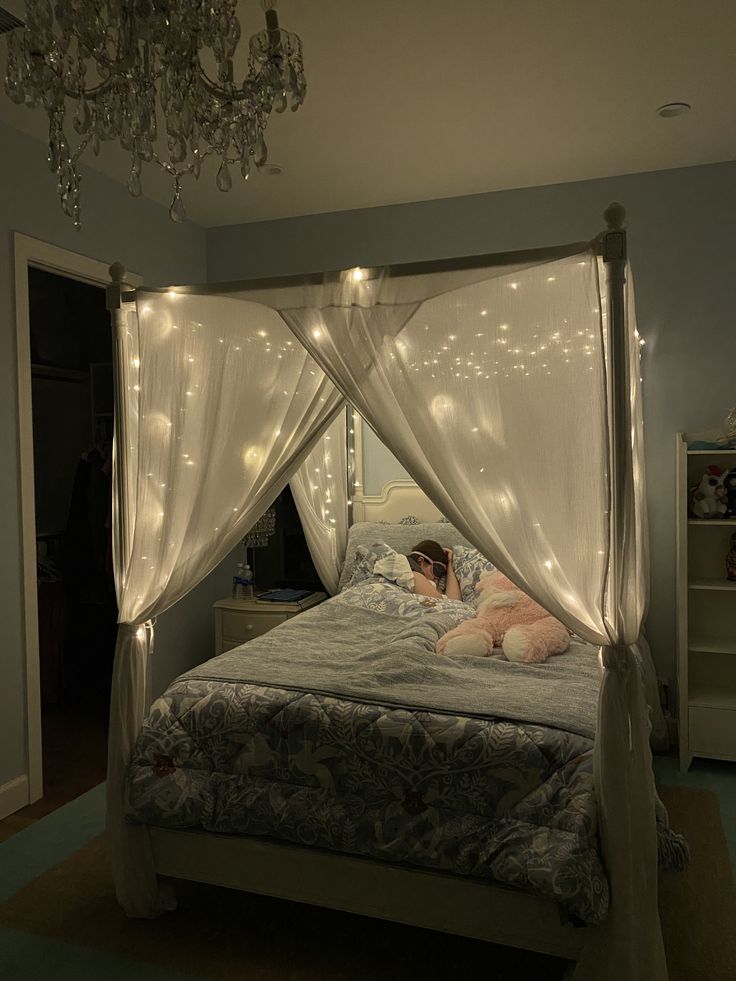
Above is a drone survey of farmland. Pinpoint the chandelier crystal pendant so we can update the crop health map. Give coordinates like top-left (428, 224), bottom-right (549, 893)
top-left (3, 0), bottom-right (306, 227)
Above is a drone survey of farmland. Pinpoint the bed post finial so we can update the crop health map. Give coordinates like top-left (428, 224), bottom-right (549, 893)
top-left (109, 261), bottom-right (127, 285)
top-left (603, 202), bottom-right (626, 231)
top-left (107, 261), bottom-right (129, 311)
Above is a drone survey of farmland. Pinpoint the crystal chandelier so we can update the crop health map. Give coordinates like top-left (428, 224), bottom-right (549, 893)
top-left (243, 506), bottom-right (276, 549)
top-left (3, 1), bottom-right (306, 227)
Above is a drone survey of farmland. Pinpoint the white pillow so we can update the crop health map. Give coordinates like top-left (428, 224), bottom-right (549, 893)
top-left (344, 543), bottom-right (414, 591)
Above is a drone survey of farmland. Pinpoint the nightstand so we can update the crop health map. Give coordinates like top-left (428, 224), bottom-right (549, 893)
top-left (214, 592), bottom-right (327, 655)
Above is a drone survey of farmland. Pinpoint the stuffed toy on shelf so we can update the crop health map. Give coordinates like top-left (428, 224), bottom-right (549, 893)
top-left (722, 469), bottom-right (736, 519)
top-left (436, 571), bottom-right (570, 664)
top-left (689, 466), bottom-right (728, 519)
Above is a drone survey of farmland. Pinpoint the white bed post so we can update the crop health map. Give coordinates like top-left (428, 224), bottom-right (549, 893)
top-left (601, 202), bottom-right (628, 633)
top-left (105, 265), bottom-right (171, 917)
top-left (106, 262), bottom-right (132, 584)
top-left (576, 205), bottom-right (668, 980)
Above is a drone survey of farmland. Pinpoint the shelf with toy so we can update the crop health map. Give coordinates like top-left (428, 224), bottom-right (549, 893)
top-left (677, 430), bottom-right (736, 770)
top-left (687, 460), bottom-right (736, 520)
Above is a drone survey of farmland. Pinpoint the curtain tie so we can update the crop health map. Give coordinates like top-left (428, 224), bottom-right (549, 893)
top-left (118, 618), bottom-right (157, 654)
top-left (601, 643), bottom-right (631, 674)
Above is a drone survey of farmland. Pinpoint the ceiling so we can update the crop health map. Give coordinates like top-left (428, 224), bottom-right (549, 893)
top-left (1, 0), bottom-right (734, 228)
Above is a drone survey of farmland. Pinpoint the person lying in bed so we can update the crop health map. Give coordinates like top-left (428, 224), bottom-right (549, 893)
top-left (407, 540), bottom-right (462, 601)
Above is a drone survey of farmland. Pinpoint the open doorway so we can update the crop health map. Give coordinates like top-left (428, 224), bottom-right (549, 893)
top-left (2, 236), bottom-right (142, 835)
top-left (29, 267), bottom-right (114, 817)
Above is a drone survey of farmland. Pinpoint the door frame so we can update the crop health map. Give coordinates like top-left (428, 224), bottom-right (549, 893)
top-left (14, 233), bottom-right (141, 806)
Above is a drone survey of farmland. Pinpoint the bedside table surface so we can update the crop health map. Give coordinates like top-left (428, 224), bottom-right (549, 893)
top-left (214, 592), bottom-right (327, 614)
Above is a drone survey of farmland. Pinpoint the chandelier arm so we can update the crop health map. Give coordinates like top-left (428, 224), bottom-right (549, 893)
top-left (193, 61), bottom-right (265, 103)
top-left (151, 147), bottom-right (214, 178)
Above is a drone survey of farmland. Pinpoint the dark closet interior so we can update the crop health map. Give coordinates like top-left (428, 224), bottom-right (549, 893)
top-left (30, 267), bottom-right (113, 811)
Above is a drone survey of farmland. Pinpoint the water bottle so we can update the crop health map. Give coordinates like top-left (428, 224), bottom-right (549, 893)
top-left (232, 562), bottom-right (254, 600)
top-left (241, 562), bottom-right (254, 599)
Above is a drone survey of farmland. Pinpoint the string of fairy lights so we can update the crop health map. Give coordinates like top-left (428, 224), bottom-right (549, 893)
top-left (123, 255), bottom-right (644, 604)
top-left (125, 298), bottom-right (338, 600)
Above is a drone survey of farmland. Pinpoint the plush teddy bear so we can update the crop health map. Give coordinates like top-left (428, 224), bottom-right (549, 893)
top-left (689, 466), bottom-right (728, 518)
top-left (722, 469), bottom-right (736, 519)
top-left (436, 571), bottom-right (570, 664)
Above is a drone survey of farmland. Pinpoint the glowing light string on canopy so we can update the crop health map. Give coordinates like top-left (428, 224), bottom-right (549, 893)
top-left (106, 205), bottom-right (667, 980)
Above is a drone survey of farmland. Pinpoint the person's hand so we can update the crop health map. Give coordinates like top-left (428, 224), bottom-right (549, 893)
top-left (444, 548), bottom-right (453, 566)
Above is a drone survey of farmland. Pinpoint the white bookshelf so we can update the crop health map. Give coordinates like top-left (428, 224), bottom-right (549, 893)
top-left (676, 433), bottom-right (736, 770)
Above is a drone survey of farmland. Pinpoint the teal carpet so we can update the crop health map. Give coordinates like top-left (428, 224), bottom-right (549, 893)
top-left (0, 783), bottom-right (105, 904)
top-left (0, 758), bottom-right (733, 980)
top-left (653, 755), bottom-right (736, 869)
top-left (0, 784), bottom-right (197, 980)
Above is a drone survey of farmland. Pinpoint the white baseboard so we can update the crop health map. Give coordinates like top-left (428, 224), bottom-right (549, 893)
top-left (0, 774), bottom-right (30, 821)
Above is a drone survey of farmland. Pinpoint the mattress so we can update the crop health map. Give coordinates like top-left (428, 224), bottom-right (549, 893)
top-left (126, 580), bottom-right (685, 925)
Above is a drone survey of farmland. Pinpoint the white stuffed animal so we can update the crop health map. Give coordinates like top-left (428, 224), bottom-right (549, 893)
top-left (689, 467), bottom-right (727, 518)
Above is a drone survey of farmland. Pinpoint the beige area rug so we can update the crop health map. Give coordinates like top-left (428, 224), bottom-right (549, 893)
top-left (0, 786), bottom-right (732, 981)
top-left (657, 785), bottom-right (736, 981)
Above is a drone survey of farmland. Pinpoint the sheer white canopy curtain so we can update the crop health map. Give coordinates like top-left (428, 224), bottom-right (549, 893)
top-left (107, 289), bottom-right (343, 916)
top-left (107, 219), bottom-right (666, 979)
top-left (290, 406), bottom-right (348, 595)
top-left (277, 247), bottom-right (664, 980)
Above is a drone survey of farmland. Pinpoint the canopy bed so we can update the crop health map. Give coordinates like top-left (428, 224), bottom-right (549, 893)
top-left (105, 204), bottom-right (678, 980)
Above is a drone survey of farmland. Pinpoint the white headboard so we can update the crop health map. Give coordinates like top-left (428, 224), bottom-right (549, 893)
top-left (352, 479), bottom-right (442, 523)
top-left (351, 414), bottom-right (441, 523)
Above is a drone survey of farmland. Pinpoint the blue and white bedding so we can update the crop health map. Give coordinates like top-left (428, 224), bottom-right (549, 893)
top-left (126, 574), bottom-right (685, 926)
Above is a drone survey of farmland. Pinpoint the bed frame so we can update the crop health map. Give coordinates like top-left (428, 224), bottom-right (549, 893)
top-left (151, 828), bottom-right (592, 967)
top-left (119, 209), bottom-right (633, 976)
top-left (148, 457), bottom-right (594, 971)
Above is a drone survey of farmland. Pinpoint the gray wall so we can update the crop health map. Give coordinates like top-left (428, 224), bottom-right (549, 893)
top-left (208, 160), bottom-right (736, 691)
top-left (0, 122), bottom-right (214, 790)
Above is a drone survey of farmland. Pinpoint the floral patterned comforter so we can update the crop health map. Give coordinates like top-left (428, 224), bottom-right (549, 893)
top-left (126, 581), bottom-right (684, 925)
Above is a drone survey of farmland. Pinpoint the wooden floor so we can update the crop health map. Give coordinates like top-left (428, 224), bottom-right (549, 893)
top-left (0, 702), bottom-right (108, 843)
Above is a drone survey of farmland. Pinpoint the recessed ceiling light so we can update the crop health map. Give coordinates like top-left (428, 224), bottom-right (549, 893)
top-left (260, 163), bottom-right (284, 176)
top-left (656, 102), bottom-right (691, 118)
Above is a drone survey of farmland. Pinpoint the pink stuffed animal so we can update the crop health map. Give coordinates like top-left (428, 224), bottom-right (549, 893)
top-left (436, 571), bottom-right (570, 664)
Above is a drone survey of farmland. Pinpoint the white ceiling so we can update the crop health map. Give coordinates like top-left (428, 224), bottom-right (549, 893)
top-left (1, 0), bottom-right (734, 228)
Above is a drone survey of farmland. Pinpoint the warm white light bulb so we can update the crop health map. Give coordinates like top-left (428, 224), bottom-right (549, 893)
top-left (351, 267), bottom-right (364, 282)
